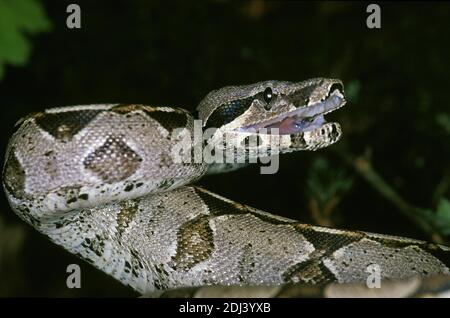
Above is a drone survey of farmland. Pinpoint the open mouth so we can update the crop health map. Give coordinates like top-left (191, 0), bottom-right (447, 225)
top-left (239, 89), bottom-right (346, 135)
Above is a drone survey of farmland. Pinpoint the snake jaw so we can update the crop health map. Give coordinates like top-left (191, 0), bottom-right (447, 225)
top-left (238, 87), bottom-right (346, 135)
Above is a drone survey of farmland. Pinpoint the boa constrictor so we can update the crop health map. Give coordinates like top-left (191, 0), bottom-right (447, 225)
top-left (3, 78), bottom-right (450, 297)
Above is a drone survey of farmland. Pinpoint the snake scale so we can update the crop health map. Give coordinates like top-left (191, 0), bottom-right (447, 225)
top-left (3, 78), bottom-right (450, 297)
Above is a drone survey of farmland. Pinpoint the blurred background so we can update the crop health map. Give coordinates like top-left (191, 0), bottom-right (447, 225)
top-left (0, 0), bottom-right (449, 296)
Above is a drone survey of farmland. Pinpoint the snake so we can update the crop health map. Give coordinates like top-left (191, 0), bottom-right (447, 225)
top-left (2, 78), bottom-right (450, 297)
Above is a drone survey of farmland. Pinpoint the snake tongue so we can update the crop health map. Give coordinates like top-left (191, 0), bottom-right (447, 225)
top-left (240, 92), bottom-right (345, 134)
top-left (265, 117), bottom-right (296, 134)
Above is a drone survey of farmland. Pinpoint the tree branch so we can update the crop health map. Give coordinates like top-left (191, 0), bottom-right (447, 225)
top-left (334, 148), bottom-right (445, 244)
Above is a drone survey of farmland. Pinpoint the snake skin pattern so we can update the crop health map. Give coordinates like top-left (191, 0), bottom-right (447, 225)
top-left (2, 79), bottom-right (450, 295)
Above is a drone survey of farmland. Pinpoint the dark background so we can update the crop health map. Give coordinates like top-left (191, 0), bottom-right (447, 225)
top-left (0, 0), bottom-right (449, 296)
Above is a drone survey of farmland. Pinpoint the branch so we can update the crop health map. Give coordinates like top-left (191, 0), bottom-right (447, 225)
top-left (334, 148), bottom-right (445, 244)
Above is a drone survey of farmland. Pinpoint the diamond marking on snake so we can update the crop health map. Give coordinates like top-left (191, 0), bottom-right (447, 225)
top-left (83, 134), bottom-right (142, 183)
top-left (34, 109), bottom-right (104, 141)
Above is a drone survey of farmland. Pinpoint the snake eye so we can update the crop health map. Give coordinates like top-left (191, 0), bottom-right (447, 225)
top-left (263, 87), bottom-right (273, 109)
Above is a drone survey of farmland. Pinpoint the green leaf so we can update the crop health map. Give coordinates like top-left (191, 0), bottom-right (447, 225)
top-left (345, 79), bottom-right (361, 104)
top-left (436, 113), bottom-right (450, 135)
top-left (8, 0), bottom-right (51, 32)
top-left (434, 198), bottom-right (450, 235)
top-left (0, 0), bottom-right (51, 80)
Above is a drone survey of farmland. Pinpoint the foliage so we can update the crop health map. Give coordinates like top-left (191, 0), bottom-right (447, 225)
top-left (435, 198), bottom-right (450, 236)
top-left (436, 113), bottom-right (450, 135)
top-left (0, 0), bottom-right (51, 80)
top-left (306, 157), bottom-right (353, 226)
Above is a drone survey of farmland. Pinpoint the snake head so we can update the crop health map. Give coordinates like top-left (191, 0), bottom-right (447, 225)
top-left (197, 78), bottom-right (346, 157)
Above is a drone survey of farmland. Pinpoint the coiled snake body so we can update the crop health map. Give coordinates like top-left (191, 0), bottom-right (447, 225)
top-left (3, 79), bottom-right (450, 296)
